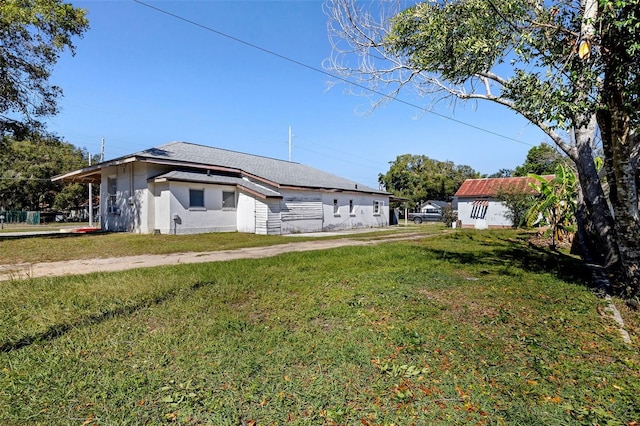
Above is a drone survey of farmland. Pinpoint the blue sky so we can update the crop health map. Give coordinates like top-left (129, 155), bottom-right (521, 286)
top-left (47, 0), bottom-right (549, 188)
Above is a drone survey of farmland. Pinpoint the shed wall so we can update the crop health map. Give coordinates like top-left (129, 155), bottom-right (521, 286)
top-left (457, 198), bottom-right (512, 228)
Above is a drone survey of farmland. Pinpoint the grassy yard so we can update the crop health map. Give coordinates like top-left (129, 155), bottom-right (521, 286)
top-left (1, 230), bottom-right (638, 425)
top-left (0, 226), bottom-right (428, 265)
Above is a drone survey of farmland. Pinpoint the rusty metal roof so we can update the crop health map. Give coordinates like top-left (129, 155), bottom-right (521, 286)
top-left (455, 176), bottom-right (554, 198)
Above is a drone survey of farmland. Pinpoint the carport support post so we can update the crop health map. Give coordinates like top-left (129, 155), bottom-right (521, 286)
top-left (404, 203), bottom-right (408, 226)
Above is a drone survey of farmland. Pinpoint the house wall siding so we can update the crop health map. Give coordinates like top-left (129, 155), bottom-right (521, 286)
top-left (322, 193), bottom-right (388, 231)
top-left (255, 198), bottom-right (281, 235)
top-left (280, 193), bottom-right (323, 234)
top-left (97, 163), bottom-right (390, 235)
top-left (153, 181), bottom-right (171, 234)
top-left (130, 162), bottom-right (149, 233)
top-left (101, 163), bottom-right (169, 233)
top-left (100, 164), bottom-right (133, 232)
top-left (167, 181), bottom-right (237, 234)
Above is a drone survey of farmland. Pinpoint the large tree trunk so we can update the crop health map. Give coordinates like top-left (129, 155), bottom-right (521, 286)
top-left (570, 119), bottom-right (622, 279)
top-left (598, 100), bottom-right (640, 298)
top-left (596, 4), bottom-right (640, 298)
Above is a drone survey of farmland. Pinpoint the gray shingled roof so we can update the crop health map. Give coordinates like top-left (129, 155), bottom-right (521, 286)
top-left (130, 142), bottom-right (386, 194)
top-left (153, 171), bottom-right (282, 198)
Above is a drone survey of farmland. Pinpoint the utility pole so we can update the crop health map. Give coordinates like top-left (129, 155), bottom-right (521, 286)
top-left (97, 137), bottom-right (104, 227)
top-left (88, 153), bottom-right (93, 227)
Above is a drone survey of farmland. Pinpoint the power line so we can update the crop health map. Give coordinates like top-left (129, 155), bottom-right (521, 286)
top-left (133, 0), bottom-right (535, 148)
top-left (0, 177), bottom-right (55, 181)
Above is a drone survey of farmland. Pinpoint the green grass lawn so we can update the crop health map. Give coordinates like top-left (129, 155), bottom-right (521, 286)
top-left (1, 230), bottom-right (638, 425)
top-left (0, 230), bottom-right (292, 264)
top-left (0, 226), bottom-right (430, 265)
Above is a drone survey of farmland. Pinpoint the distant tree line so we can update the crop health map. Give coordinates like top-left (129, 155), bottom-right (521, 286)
top-left (379, 142), bottom-right (566, 211)
top-left (378, 154), bottom-right (481, 209)
top-left (0, 135), bottom-right (97, 212)
top-left (489, 143), bottom-right (568, 178)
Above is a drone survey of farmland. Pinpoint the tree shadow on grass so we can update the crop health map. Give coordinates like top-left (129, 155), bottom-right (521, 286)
top-left (0, 280), bottom-right (214, 353)
top-left (420, 232), bottom-right (594, 288)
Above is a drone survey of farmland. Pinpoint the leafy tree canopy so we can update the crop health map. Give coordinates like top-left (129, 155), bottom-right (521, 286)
top-left (495, 187), bottom-right (535, 229)
top-left (379, 154), bottom-right (481, 208)
top-left (0, 0), bottom-right (89, 137)
top-left (526, 164), bottom-right (578, 247)
top-left (488, 168), bottom-right (514, 178)
top-left (513, 143), bottom-right (568, 177)
top-left (0, 135), bottom-right (93, 211)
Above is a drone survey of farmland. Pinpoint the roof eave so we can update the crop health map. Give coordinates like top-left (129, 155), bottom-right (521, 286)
top-left (278, 184), bottom-right (388, 196)
top-left (52, 156), bottom-right (139, 183)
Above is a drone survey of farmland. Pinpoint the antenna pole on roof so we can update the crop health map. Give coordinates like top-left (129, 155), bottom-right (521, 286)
top-left (288, 126), bottom-right (293, 162)
top-left (101, 137), bottom-right (105, 162)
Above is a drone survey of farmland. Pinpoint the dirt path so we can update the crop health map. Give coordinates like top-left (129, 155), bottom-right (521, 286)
top-left (0, 233), bottom-right (426, 281)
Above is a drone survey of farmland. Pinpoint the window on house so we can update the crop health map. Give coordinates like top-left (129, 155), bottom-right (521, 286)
top-left (189, 189), bottom-right (205, 208)
top-left (106, 176), bottom-right (119, 215)
top-left (107, 176), bottom-right (117, 206)
top-left (222, 191), bottom-right (236, 209)
top-left (373, 200), bottom-right (381, 215)
top-left (349, 199), bottom-right (355, 215)
top-left (333, 198), bottom-right (339, 215)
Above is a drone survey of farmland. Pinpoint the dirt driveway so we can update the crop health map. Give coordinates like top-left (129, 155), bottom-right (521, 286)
top-left (0, 232), bottom-right (426, 281)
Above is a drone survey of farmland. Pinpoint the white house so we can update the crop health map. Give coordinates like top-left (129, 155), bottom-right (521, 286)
top-left (418, 200), bottom-right (449, 214)
top-left (454, 176), bottom-right (552, 229)
top-left (53, 142), bottom-right (391, 235)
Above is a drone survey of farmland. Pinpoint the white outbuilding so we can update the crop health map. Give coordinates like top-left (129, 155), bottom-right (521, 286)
top-left (455, 176), bottom-right (553, 229)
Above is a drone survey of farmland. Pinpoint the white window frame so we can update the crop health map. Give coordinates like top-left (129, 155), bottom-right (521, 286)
top-left (333, 198), bottom-right (340, 216)
top-left (373, 200), bottom-right (381, 215)
top-left (349, 199), bottom-right (355, 216)
top-left (107, 176), bottom-right (117, 207)
top-left (106, 175), bottom-right (120, 215)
